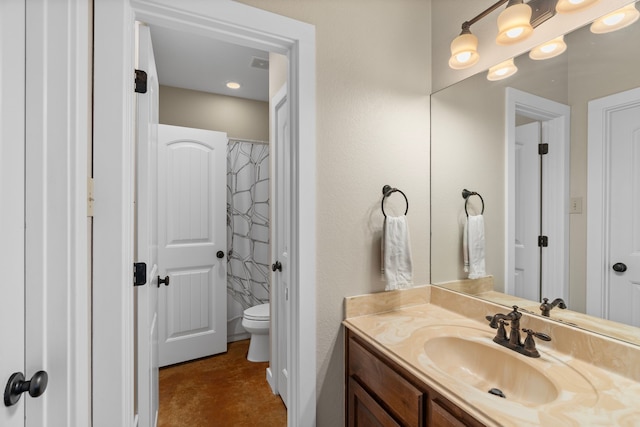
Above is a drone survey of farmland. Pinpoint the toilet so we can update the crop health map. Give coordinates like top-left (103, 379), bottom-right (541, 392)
top-left (241, 303), bottom-right (270, 362)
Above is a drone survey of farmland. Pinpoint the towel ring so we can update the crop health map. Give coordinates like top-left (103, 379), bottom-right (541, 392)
top-left (381, 185), bottom-right (409, 218)
top-left (462, 189), bottom-right (484, 217)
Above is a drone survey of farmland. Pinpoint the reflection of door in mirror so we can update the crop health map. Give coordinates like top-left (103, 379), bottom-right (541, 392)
top-left (587, 87), bottom-right (640, 327)
top-left (506, 89), bottom-right (570, 305)
top-left (514, 121), bottom-right (541, 301)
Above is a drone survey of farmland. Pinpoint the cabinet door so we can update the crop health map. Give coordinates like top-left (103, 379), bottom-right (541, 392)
top-left (429, 400), bottom-right (467, 427)
top-left (348, 378), bottom-right (400, 427)
top-left (348, 336), bottom-right (423, 426)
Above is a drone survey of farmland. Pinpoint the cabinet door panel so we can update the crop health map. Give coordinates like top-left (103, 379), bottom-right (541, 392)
top-left (430, 400), bottom-right (466, 427)
top-left (348, 378), bottom-right (400, 427)
top-left (349, 336), bottom-right (422, 426)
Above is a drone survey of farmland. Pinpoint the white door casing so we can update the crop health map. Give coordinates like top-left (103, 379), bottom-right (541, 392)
top-left (268, 85), bottom-right (290, 406)
top-left (93, 1), bottom-right (316, 425)
top-left (514, 122), bottom-right (541, 301)
top-left (135, 22), bottom-right (160, 427)
top-left (506, 88), bottom-right (570, 303)
top-left (0, 1), bottom-right (25, 425)
top-left (157, 125), bottom-right (228, 367)
top-left (587, 87), bottom-right (640, 326)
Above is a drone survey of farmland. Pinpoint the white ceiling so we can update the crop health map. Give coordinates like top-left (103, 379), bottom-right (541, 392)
top-left (149, 25), bottom-right (270, 102)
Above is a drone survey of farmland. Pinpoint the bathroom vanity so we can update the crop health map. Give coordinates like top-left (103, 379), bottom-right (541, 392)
top-left (347, 328), bottom-right (483, 426)
top-left (343, 284), bottom-right (640, 426)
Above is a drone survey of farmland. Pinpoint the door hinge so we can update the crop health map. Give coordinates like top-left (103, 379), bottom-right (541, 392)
top-left (134, 69), bottom-right (147, 94)
top-left (538, 143), bottom-right (549, 155)
top-left (87, 177), bottom-right (94, 217)
top-left (134, 262), bottom-right (147, 286)
top-left (538, 235), bottom-right (549, 247)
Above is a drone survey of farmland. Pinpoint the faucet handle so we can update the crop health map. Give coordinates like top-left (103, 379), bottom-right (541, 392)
top-left (521, 328), bottom-right (551, 358)
top-left (486, 314), bottom-right (504, 329)
top-left (522, 328), bottom-right (551, 341)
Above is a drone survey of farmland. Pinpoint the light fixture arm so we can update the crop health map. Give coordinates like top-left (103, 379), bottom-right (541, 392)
top-left (460, 0), bottom-right (510, 32)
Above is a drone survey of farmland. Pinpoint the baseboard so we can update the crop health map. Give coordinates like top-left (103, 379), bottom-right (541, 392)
top-left (266, 367), bottom-right (277, 394)
top-left (227, 332), bottom-right (250, 343)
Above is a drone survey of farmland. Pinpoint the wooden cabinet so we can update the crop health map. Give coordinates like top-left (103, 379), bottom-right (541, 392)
top-left (345, 329), bottom-right (485, 427)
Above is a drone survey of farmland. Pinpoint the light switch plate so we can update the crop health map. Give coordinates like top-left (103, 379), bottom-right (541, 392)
top-left (570, 197), bottom-right (582, 214)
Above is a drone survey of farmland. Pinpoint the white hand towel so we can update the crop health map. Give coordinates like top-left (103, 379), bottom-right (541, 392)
top-left (464, 214), bottom-right (486, 279)
top-left (382, 216), bottom-right (413, 291)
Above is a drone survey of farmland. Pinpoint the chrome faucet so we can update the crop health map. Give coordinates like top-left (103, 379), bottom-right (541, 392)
top-left (539, 297), bottom-right (567, 317)
top-left (486, 305), bottom-right (551, 358)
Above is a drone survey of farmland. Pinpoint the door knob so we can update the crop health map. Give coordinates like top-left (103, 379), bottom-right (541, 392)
top-left (272, 261), bottom-right (282, 272)
top-left (216, 251), bottom-right (225, 259)
top-left (157, 275), bottom-right (170, 287)
top-left (612, 262), bottom-right (627, 273)
top-left (4, 370), bottom-right (48, 407)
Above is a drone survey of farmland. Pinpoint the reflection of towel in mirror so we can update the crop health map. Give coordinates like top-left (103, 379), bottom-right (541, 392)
top-left (382, 216), bottom-right (413, 291)
top-left (464, 214), bottom-right (486, 279)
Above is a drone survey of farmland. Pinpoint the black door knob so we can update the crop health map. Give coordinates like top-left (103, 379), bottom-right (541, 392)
top-left (157, 275), bottom-right (170, 287)
top-left (216, 251), bottom-right (225, 259)
top-left (272, 261), bottom-right (282, 272)
top-left (613, 262), bottom-right (627, 273)
top-left (4, 370), bottom-right (48, 407)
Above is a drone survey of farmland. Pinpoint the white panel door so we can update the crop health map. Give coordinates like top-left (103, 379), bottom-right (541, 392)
top-left (589, 89), bottom-right (640, 326)
top-left (0, 1), bottom-right (25, 426)
top-left (158, 125), bottom-right (228, 366)
top-left (514, 122), bottom-right (541, 301)
top-left (271, 86), bottom-right (290, 407)
top-left (136, 22), bottom-right (160, 427)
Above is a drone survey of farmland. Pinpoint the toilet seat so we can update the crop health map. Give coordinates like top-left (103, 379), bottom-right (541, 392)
top-left (243, 303), bottom-right (269, 321)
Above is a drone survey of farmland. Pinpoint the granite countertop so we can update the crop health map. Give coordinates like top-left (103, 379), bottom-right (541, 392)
top-left (344, 285), bottom-right (640, 426)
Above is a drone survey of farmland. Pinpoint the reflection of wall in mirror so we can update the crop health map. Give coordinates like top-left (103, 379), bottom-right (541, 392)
top-left (431, 15), bottom-right (640, 315)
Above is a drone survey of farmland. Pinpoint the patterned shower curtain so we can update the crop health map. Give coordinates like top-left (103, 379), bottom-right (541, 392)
top-left (227, 139), bottom-right (270, 309)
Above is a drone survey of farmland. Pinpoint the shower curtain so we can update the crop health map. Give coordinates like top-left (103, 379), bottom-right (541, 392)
top-left (227, 139), bottom-right (270, 309)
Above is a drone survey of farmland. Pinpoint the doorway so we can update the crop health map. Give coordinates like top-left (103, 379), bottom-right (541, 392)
top-left (93, 2), bottom-right (316, 426)
top-left (505, 88), bottom-right (570, 303)
top-left (586, 87), bottom-right (640, 326)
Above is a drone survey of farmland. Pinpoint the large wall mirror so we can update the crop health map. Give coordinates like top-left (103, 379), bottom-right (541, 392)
top-left (431, 1), bottom-right (640, 345)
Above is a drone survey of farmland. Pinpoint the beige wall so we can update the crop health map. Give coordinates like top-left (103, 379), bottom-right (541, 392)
top-left (235, 1), bottom-right (432, 425)
top-left (269, 52), bottom-right (287, 99)
top-left (159, 85), bottom-right (269, 141)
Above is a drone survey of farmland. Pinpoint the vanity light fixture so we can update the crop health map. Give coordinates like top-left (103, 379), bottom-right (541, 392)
top-left (529, 35), bottom-right (567, 59)
top-left (448, 0), bottom-right (558, 70)
top-left (226, 81), bottom-right (241, 89)
top-left (555, 0), bottom-right (600, 13)
top-left (590, 3), bottom-right (639, 34)
top-left (496, 0), bottom-right (534, 45)
top-left (448, 26), bottom-right (480, 69)
top-left (487, 58), bottom-right (518, 80)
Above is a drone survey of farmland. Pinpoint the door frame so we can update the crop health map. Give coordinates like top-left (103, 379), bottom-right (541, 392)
top-left (586, 87), bottom-right (640, 318)
top-left (505, 88), bottom-right (570, 301)
top-left (93, 1), bottom-right (317, 426)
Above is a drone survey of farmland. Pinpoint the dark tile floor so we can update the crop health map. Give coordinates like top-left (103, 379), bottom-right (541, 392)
top-left (158, 340), bottom-right (287, 427)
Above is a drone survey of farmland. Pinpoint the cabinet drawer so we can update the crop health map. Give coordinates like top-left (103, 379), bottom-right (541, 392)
top-left (348, 336), bottom-right (423, 426)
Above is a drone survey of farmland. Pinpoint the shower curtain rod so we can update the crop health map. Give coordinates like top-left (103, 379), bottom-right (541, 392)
top-left (228, 137), bottom-right (269, 145)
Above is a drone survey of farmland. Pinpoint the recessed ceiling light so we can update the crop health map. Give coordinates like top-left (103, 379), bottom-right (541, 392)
top-left (226, 81), bottom-right (241, 90)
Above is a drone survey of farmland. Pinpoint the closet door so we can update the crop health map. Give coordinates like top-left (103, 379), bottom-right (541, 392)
top-left (0, 1), bottom-right (26, 424)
